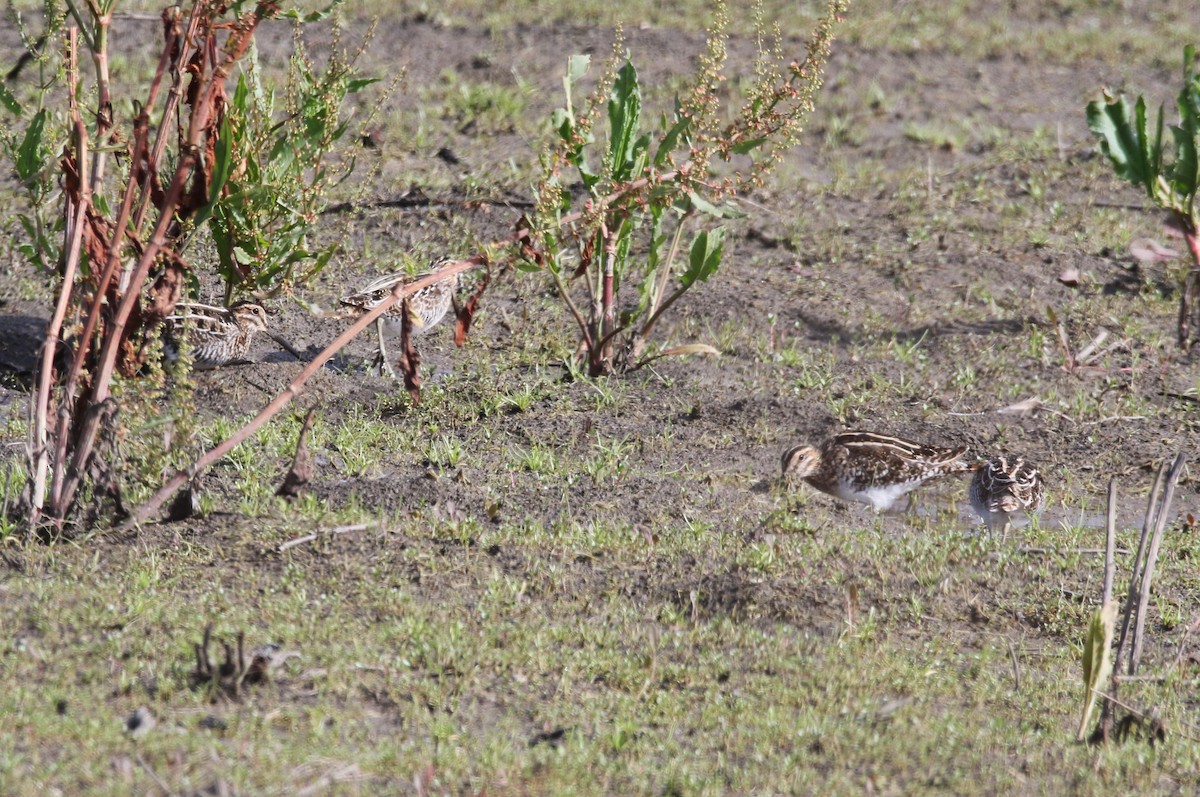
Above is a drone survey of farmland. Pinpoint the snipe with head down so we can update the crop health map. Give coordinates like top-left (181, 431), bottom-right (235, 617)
top-left (969, 454), bottom-right (1047, 533)
top-left (782, 430), bottom-right (973, 512)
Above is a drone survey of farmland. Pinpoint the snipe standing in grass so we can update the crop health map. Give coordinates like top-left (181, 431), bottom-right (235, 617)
top-left (164, 301), bottom-right (270, 368)
top-left (969, 454), bottom-right (1046, 534)
top-left (781, 431), bottom-right (973, 512)
top-left (338, 261), bottom-right (460, 376)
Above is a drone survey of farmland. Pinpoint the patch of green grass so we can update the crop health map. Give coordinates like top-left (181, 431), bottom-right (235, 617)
top-left (427, 68), bottom-right (530, 135)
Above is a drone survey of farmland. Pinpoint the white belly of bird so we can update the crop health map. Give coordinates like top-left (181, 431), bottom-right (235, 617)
top-left (835, 479), bottom-right (917, 511)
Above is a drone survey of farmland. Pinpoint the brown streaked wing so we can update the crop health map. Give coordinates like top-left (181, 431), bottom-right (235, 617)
top-left (833, 431), bottom-right (969, 468)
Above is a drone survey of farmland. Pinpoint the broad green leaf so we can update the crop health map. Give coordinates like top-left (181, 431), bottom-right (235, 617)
top-left (193, 116), bottom-right (236, 230)
top-left (1076, 600), bottom-right (1118, 741)
top-left (232, 72), bottom-right (251, 113)
top-left (1086, 94), bottom-right (1158, 195)
top-left (1169, 123), bottom-right (1198, 201)
top-left (552, 108), bottom-right (572, 134)
top-left (681, 227), bottom-right (725, 289)
top-left (0, 81), bottom-right (21, 116)
top-left (280, 0), bottom-right (343, 22)
top-left (1169, 46), bottom-right (1200, 204)
top-left (608, 61), bottom-right (642, 180)
top-left (562, 55), bottom-right (589, 120)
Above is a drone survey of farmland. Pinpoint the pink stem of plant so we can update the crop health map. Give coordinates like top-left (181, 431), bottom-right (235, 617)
top-left (56, 4), bottom-right (229, 515)
top-left (32, 27), bottom-right (88, 525)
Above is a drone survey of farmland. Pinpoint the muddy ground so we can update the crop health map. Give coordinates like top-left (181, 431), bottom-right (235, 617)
top-left (178, 17), bottom-right (1199, 527)
top-left (1, 4), bottom-right (1199, 794)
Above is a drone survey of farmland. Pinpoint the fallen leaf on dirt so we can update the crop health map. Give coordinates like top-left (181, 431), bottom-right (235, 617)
top-left (659, 343), bottom-right (720, 358)
top-left (1129, 238), bottom-right (1179, 264)
top-left (276, 409), bottom-right (316, 500)
top-left (996, 397), bottom-right (1043, 416)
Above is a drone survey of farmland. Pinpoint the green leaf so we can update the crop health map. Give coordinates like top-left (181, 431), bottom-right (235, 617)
top-left (1085, 94), bottom-right (1160, 196)
top-left (0, 81), bottom-right (21, 116)
top-left (209, 117), bottom-right (236, 197)
top-left (681, 227), bottom-right (725, 289)
top-left (654, 114), bottom-right (691, 166)
top-left (684, 191), bottom-right (746, 220)
top-left (608, 61), bottom-right (642, 180)
top-left (16, 109), bottom-right (47, 183)
top-left (280, 0), bottom-right (343, 22)
top-left (566, 54), bottom-right (590, 84)
top-left (346, 77), bottom-right (380, 93)
top-left (1076, 600), bottom-right (1118, 742)
top-left (729, 136), bottom-right (767, 155)
top-left (1169, 47), bottom-right (1200, 205)
top-left (560, 55), bottom-right (590, 121)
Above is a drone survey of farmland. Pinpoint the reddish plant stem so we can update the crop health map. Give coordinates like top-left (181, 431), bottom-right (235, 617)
top-left (31, 28), bottom-right (88, 526)
top-left (55, 3), bottom-right (221, 518)
top-left (123, 258), bottom-right (481, 527)
top-left (58, 7), bottom-right (191, 454)
top-left (599, 219), bottom-right (618, 375)
top-left (1180, 224), bottom-right (1200, 349)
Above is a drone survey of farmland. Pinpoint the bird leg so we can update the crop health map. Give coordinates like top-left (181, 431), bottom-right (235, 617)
top-left (373, 317), bottom-right (396, 378)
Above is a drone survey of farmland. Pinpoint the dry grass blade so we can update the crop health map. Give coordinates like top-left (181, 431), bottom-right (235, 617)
top-left (1129, 453), bottom-right (1186, 674)
top-left (1114, 460), bottom-right (1166, 670)
top-left (1102, 477), bottom-right (1117, 606)
top-left (279, 523), bottom-right (371, 553)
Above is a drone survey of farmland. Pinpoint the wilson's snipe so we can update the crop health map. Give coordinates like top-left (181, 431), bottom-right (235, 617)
top-left (782, 430), bottom-right (973, 512)
top-left (164, 301), bottom-right (269, 368)
top-left (969, 454), bottom-right (1046, 533)
top-left (338, 262), bottom-right (460, 375)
